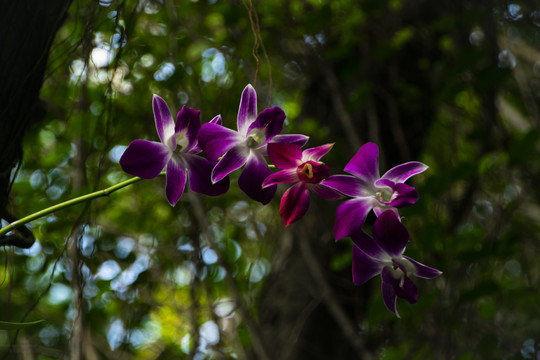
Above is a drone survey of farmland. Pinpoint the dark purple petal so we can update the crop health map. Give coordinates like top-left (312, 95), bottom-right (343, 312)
top-left (184, 154), bottom-right (229, 196)
top-left (237, 84), bottom-right (258, 136)
top-left (395, 276), bottom-right (418, 304)
top-left (267, 143), bottom-right (302, 169)
top-left (119, 140), bottom-right (170, 179)
top-left (175, 106), bottom-right (201, 153)
top-left (165, 159), bottom-right (187, 206)
top-left (334, 198), bottom-right (373, 241)
top-left (344, 142), bottom-right (380, 182)
top-left (280, 183), bottom-right (310, 226)
top-left (372, 210), bottom-right (408, 257)
top-left (211, 144), bottom-right (250, 183)
top-left (210, 114), bottom-right (222, 125)
top-left (271, 134), bottom-right (309, 147)
top-left (374, 178), bottom-right (395, 190)
top-left (323, 175), bottom-right (372, 197)
top-left (381, 161), bottom-right (428, 183)
top-left (352, 246), bottom-right (383, 286)
top-left (404, 256), bottom-right (442, 279)
top-left (262, 169), bottom-right (298, 188)
top-left (381, 268), bottom-right (399, 317)
top-left (153, 95), bottom-right (176, 148)
top-left (198, 123), bottom-right (244, 161)
top-left (238, 152), bottom-right (276, 205)
top-left (350, 229), bottom-right (386, 260)
top-left (389, 183), bottom-right (419, 208)
top-left (302, 143), bottom-right (334, 162)
top-left (257, 134), bottom-right (309, 156)
top-left (246, 106), bottom-right (286, 145)
top-left (307, 184), bottom-right (342, 200)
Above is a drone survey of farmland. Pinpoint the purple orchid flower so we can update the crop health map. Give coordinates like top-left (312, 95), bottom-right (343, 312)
top-left (198, 84), bottom-right (308, 205)
top-left (322, 142), bottom-right (428, 241)
top-left (351, 210), bottom-right (441, 317)
top-left (262, 143), bottom-right (341, 226)
top-left (119, 95), bottom-right (229, 206)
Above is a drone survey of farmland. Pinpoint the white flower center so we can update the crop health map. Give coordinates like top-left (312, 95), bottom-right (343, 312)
top-left (174, 129), bottom-right (189, 153)
top-left (391, 257), bottom-right (415, 277)
top-left (246, 128), bottom-right (265, 149)
top-left (375, 186), bottom-right (394, 203)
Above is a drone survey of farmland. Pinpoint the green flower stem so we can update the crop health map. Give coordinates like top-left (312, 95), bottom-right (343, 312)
top-left (0, 172), bottom-right (165, 238)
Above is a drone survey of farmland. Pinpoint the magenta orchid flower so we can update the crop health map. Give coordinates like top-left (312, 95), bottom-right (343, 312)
top-left (262, 143), bottom-right (341, 226)
top-left (322, 142), bottom-right (428, 241)
top-left (119, 95), bottom-right (229, 206)
top-left (198, 84), bottom-right (308, 205)
top-left (351, 210), bottom-right (441, 317)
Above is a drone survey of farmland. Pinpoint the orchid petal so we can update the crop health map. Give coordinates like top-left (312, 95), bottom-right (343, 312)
top-left (323, 175), bottom-right (372, 197)
top-left (198, 123), bottom-right (244, 161)
top-left (302, 143), bottom-right (334, 162)
top-left (404, 256), bottom-right (442, 279)
top-left (374, 178), bottom-right (395, 190)
top-left (165, 159), bottom-right (186, 206)
top-left (344, 142), bottom-right (380, 182)
top-left (381, 267), bottom-right (399, 317)
top-left (238, 152), bottom-right (276, 205)
top-left (280, 183), bottom-right (310, 226)
top-left (389, 183), bottom-right (419, 208)
top-left (211, 144), bottom-right (250, 183)
top-left (246, 106), bottom-right (286, 145)
top-left (210, 114), bottom-right (222, 125)
top-left (372, 210), bottom-right (409, 257)
top-left (395, 276), bottom-right (418, 304)
top-left (184, 154), bottom-right (229, 196)
top-left (257, 134), bottom-right (309, 156)
top-left (381, 161), bottom-right (428, 183)
top-left (351, 230), bottom-right (390, 261)
top-left (271, 134), bottom-right (309, 147)
top-left (350, 228), bottom-right (387, 260)
top-left (153, 95), bottom-right (176, 148)
top-left (262, 169), bottom-right (298, 188)
top-left (352, 246), bottom-right (383, 286)
top-left (334, 198), bottom-right (373, 241)
top-left (119, 140), bottom-right (170, 179)
top-left (267, 143), bottom-right (302, 170)
top-left (237, 84), bottom-right (257, 137)
top-left (175, 106), bottom-right (201, 153)
top-left (307, 184), bottom-right (342, 200)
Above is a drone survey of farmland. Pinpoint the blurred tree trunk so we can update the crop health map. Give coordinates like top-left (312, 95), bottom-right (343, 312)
top-left (0, 0), bottom-right (71, 246)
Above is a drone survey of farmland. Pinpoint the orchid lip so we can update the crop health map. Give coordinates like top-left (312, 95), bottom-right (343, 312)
top-left (374, 186), bottom-right (395, 204)
top-left (300, 163), bottom-right (313, 178)
top-left (297, 161), bottom-right (330, 184)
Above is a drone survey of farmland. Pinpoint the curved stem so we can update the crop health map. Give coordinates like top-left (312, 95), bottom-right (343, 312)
top-left (0, 172), bottom-right (165, 238)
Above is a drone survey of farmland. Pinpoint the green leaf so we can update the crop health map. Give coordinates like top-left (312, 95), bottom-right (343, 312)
top-left (0, 320), bottom-right (45, 330)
